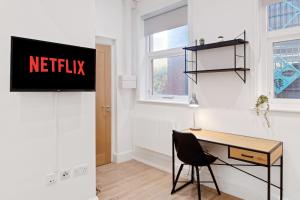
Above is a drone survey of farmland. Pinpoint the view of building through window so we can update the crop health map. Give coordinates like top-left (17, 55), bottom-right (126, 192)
top-left (273, 39), bottom-right (300, 99)
top-left (268, 0), bottom-right (300, 31)
top-left (152, 56), bottom-right (188, 96)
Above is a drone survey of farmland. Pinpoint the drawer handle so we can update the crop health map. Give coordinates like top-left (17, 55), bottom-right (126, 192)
top-left (241, 154), bottom-right (254, 159)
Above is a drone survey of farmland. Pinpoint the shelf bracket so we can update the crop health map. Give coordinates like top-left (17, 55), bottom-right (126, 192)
top-left (185, 72), bottom-right (197, 84)
top-left (234, 70), bottom-right (246, 83)
top-left (234, 30), bottom-right (247, 83)
top-left (184, 45), bottom-right (198, 84)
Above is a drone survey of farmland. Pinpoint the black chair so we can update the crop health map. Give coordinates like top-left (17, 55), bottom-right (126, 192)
top-left (171, 130), bottom-right (221, 200)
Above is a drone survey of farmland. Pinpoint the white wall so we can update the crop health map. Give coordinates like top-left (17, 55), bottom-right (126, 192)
top-left (131, 0), bottom-right (300, 199)
top-left (96, 0), bottom-right (123, 40)
top-left (0, 0), bottom-right (96, 200)
top-left (96, 0), bottom-right (135, 162)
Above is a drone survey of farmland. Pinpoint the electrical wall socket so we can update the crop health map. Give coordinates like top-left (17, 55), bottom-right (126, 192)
top-left (46, 173), bottom-right (57, 185)
top-left (73, 164), bottom-right (88, 178)
top-left (60, 169), bottom-right (71, 181)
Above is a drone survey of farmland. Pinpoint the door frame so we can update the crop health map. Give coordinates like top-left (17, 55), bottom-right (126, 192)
top-left (95, 36), bottom-right (116, 163)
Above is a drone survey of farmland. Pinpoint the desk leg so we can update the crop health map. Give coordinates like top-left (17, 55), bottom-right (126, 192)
top-left (172, 134), bottom-right (175, 192)
top-left (280, 156), bottom-right (283, 200)
top-left (267, 155), bottom-right (271, 200)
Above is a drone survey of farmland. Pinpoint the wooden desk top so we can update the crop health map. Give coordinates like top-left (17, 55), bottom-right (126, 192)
top-left (184, 129), bottom-right (282, 153)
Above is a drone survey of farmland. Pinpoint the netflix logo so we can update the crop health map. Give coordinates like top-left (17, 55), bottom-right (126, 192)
top-left (29, 56), bottom-right (86, 76)
top-left (10, 36), bottom-right (95, 91)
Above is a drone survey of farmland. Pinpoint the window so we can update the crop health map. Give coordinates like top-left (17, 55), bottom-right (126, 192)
top-left (143, 5), bottom-right (188, 102)
top-left (148, 26), bottom-right (188, 101)
top-left (150, 26), bottom-right (189, 52)
top-left (263, 0), bottom-right (300, 105)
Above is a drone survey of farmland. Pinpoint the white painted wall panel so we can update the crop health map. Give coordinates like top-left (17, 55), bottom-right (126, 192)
top-left (0, 0), bottom-right (96, 199)
top-left (133, 116), bottom-right (174, 156)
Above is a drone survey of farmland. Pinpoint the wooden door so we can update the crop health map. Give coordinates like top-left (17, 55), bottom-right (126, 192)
top-left (96, 44), bottom-right (111, 166)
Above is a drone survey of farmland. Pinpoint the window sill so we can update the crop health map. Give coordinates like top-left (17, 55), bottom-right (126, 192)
top-left (250, 105), bottom-right (300, 113)
top-left (137, 99), bottom-right (189, 107)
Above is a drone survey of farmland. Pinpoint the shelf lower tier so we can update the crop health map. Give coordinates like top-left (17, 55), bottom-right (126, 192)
top-left (184, 68), bottom-right (250, 74)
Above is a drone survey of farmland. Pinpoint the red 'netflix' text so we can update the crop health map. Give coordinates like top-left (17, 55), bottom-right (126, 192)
top-left (29, 56), bottom-right (85, 76)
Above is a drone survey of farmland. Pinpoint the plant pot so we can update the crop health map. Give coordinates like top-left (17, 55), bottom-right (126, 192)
top-left (257, 103), bottom-right (268, 114)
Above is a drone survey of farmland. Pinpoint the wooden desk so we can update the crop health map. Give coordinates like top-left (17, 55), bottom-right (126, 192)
top-left (172, 129), bottom-right (283, 200)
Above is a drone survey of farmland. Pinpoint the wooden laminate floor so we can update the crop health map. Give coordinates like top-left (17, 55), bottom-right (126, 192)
top-left (96, 160), bottom-right (240, 200)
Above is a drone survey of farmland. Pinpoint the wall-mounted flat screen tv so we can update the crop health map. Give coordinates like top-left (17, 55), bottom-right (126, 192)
top-left (10, 36), bottom-right (96, 92)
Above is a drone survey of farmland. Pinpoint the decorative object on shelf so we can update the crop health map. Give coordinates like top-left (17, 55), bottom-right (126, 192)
top-left (255, 95), bottom-right (270, 128)
top-left (183, 30), bottom-right (249, 84)
top-left (199, 38), bottom-right (205, 45)
top-left (217, 36), bottom-right (224, 42)
top-left (189, 93), bottom-right (201, 131)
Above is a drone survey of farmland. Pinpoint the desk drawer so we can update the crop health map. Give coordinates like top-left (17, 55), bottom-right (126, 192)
top-left (229, 147), bottom-right (268, 165)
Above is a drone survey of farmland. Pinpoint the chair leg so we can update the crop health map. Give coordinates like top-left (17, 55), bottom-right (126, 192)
top-left (195, 166), bottom-right (201, 200)
top-left (191, 166), bottom-right (194, 183)
top-left (208, 165), bottom-right (221, 195)
top-left (171, 164), bottom-right (184, 194)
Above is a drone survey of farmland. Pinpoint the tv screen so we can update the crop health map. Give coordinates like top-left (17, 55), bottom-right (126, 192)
top-left (10, 36), bottom-right (96, 92)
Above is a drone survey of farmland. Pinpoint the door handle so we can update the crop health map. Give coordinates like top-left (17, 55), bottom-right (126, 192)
top-left (106, 106), bottom-right (111, 112)
top-left (101, 105), bottom-right (111, 112)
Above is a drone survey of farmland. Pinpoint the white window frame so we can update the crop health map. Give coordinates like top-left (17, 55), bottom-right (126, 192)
top-left (144, 29), bottom-right (189, 103)
top-left (261, 1), bottom-right (300, 112)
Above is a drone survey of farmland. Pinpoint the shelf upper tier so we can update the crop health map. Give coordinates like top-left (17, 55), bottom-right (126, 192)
top-left (183, 39), bottom-right (248, 51)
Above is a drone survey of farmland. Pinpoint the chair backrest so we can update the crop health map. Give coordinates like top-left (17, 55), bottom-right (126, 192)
top-left (173, 130), bottom-right (206, 165)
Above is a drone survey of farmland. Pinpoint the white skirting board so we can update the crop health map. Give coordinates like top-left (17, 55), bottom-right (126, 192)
top-left (88, 196), bottom-right (99, 200)
top-left (133, 146), bottom-right (191, 179)
top-left (112, 150), bottom-right (133, 163)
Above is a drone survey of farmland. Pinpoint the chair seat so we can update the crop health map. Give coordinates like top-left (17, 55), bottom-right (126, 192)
top-left (203, 154), bottom-right (217, 165)
top-left (185, 154), bottom-right (217, 166)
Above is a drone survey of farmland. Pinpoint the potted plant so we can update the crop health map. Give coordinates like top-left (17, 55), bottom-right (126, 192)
top-left (255, 95), bottom-right (270, 128)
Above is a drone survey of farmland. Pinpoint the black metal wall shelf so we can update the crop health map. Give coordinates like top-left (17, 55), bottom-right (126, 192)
top-left (184, 31), bottom-right (250, 84)
top-left (183, 39), bottom-right (248, 51)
